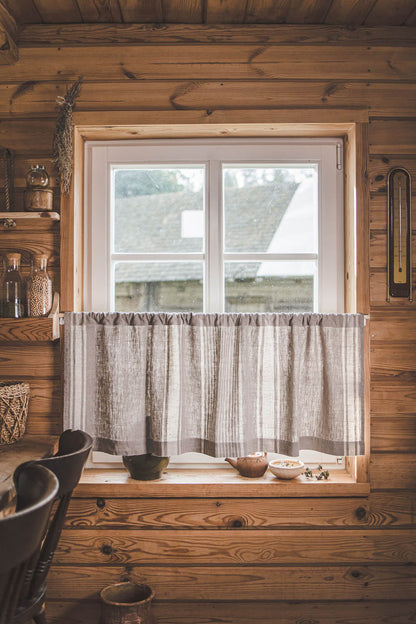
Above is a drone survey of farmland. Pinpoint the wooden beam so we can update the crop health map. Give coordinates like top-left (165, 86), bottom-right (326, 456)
top-left (0, 1), bottom-right (18, 64)
top-left (17, 23), bottom-right (416, 47)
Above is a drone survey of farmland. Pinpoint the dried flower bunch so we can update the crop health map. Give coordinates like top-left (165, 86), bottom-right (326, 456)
top-left (53, 76), bottom-right (83, 195)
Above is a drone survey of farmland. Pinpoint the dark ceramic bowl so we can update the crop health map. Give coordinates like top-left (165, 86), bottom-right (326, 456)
top-left (122, 453), bottom-right (169, 480)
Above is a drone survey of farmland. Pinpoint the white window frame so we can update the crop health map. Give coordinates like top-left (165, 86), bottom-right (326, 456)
top-left (84, 137), bottom-right (345, 468)
top-left (85, 138), bottom-right (344, 314)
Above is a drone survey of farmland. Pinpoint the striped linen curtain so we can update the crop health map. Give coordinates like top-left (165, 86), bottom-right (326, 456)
top-left (64, 312), bottom-right (365, 457)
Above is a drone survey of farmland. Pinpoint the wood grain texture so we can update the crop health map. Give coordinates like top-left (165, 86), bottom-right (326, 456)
top-left (370, 192), bottom-right (416, 231)
top-left (46, 564), bottom-right (416, 601)
top-left (2, 45), bottom-right (416, 83)
top-left (369, 119), bottom-right (416, 154)
top-left (0, 1), bottom-right (18, 64)
top-left (17, 23), bottom-right (416, 46)
top-left (64, 496), bottom-right (370, 529)
top-left (0, 343), bottom-right (60, 378)
top-left (371, 416), bottom-right (416, 452)
top-left (371, 383), bottom-right (416, 413)
top-left (43, 598), bottom-right (416, 624)
top-left (54, 528), bottom-right (416, 565)
top-left (0, 317), bottom-right (59, 341)
top-left (370, 452), bottom-right (416, 489)
top-left (1, 79), bottom-right (416, 117)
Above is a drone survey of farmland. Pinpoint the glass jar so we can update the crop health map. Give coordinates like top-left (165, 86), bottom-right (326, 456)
top-left (26, 165), bottom-right (49, 188)
top-left (0, 253), bottom-right (25, 318)
top-left (27, 254), bottom-right (52, 317)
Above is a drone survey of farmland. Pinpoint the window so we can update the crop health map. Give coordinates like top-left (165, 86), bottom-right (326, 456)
top-left (85, 138), bottom-right (345, 468)
top-left (85, 138), bottom-right (344, 315)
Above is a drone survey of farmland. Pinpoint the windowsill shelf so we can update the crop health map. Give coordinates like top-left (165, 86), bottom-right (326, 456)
top-left (76, 468), bottom-right (369, 498)
top-left (0, 212), bottom-right (60, 230)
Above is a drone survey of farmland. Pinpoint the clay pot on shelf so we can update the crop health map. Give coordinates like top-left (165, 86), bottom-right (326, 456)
top-left (122, 453), bottom-right (169, 480)
top-left (225, 452), bottom-right (268, 478)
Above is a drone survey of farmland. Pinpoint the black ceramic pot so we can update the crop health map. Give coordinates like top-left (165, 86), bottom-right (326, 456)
top-left (122, 453), bottom-right (169, 480)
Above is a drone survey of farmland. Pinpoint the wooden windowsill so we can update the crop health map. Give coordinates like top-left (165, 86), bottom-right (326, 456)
top-left (76, 468), bottom-right (369, 498)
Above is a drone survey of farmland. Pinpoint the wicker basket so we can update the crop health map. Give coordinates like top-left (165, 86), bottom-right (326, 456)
top-left (0, 382), bottom-right (30, 445)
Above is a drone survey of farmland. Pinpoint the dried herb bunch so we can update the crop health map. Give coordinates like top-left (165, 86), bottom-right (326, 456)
top-left (53, 76), bottom-right (83, 195)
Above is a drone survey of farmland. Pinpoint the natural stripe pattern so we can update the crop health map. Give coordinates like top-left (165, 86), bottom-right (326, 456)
top-left (64, 313), bottom-right (365, 457)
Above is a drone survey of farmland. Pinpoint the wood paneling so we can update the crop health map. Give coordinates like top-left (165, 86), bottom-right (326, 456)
top-left (46, 564), bottom-right (416, 601)
top-left (17, 23), bottom-right (416, 47)
top-left (55, 528), bottom-right (416, 565)
top-left (1, 46), bottom-right (416, 83)
top-left (44, 599), bottom-right (416, 624)
top-left (2, 22), bottom-right (416, 624)
top-left (64, 496), bottom-right (371, 529)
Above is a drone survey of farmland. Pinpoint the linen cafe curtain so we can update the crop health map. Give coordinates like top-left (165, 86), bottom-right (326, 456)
top-left (64, 312), bottom-right (365, 457)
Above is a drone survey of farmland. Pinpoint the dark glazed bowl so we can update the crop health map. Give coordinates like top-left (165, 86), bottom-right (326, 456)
top-left (122, 453), bottom-right (170, 480)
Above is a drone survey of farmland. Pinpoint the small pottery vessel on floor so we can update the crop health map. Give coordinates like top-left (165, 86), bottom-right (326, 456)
top-left (100, 581), bottom-right (156, 624)
top-left (122, 453), bottom-right (169, 480)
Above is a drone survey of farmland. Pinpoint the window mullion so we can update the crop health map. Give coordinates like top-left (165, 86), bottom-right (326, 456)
top-left (206, 159), bottom-right (224, 313)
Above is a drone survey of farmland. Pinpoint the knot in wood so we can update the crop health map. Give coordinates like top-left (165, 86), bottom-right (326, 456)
top-left (355, 506), bottom-right (367, 520)
top-left (101, 544), bottom-right (113, 555)
top-left (96, 497), bottom-right (106, 509)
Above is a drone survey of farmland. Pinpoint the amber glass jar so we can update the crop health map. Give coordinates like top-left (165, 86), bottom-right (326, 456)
top-left (27, 254), bottom-right (52, 317)
top-left (0, 253), bottom-right (25, 318)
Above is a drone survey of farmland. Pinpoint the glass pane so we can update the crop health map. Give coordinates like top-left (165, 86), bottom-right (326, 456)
top-left (114, 262), bottom-right (203, 312)
top-left (224, 261), bottom-right (315, 312)
top-left (113, 167), bottom-right (204, 253)
top-left (223, 166), bottom-right (317, 253)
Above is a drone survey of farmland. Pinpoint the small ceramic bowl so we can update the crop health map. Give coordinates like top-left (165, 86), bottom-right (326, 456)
top-left (268, 459), bottom-right (305, 480)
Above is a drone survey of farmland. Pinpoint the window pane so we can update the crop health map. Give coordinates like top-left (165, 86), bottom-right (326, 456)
top-left (224, 261), bottom-right (315, 312)
top-left (223, 166), bottom-right (317, 253)
top-left (113, 167), bottom-right (204, 253)
top-left (114, 262), bottom-right (203, 312)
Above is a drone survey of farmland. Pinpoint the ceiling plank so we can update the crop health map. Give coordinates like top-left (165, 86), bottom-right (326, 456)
top-left (0, 2), bottom-right (18, 64)
top-left (119, 0), bottom-right (163, 22)
top-left (206, 0), bottom-right (248, 24)
top-left (285, 0), bottom-right (333, 23)
top-left (325, 0), bottom-right (377, 26)
top-left (365, 0), bottom-right (416, 26)
top-left (3, 0), bottom-right (42, 24)
top-left (163, 0), bottom-right (203, 23)
top-left (32, 0), bottom-right (82, 23)
top-left (245, 0), bottom-right (289, 23)
top-left (76, 0), bottom-right (122, 23)
top-left (17, 23), bottom-right (416, 47)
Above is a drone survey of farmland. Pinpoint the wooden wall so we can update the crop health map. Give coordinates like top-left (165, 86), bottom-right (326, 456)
top-left (0, 25), bottom-right (415, 623)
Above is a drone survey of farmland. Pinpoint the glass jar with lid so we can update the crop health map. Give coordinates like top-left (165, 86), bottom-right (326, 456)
top-left (26, 165), bottom-right (49, 188)
top-left (27, 254), bottom-right (52, 317)
top-left (0, 253), bottom-right (26, 318)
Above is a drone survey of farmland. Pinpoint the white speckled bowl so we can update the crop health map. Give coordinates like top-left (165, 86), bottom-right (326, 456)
top-left (268, 459), bottom-right (305, 480)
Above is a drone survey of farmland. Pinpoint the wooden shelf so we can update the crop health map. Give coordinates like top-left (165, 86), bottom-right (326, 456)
top-left (0, 212), bottom-right (60, 231)
top-left (0, 293), bottom-right (60, 342)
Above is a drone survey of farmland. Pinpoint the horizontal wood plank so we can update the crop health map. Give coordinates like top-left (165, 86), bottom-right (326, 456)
top-left (370, 452), bottom-right (416, 489)
top-left (369, 119), bottom-right (416, 154)
top-left (0, 229), bottom-right (60, 265)
top-left (369, 155), bottom-right (416, 194)
top-left (18, 23), bottom-right (416, 46)
top-left (371, 416), bottom-right (416, 452)
top-left (1, 46), bottom-right (416, 83)
top-left (64, 496), bottom-right (370, 529)
top-left (1, 80), bottom-right (416, 117)
top-left (44, 598), bottom-right (416, 624)
top-left (371, 384), bottom-right (416, 413)
top-left (370, 315), bottom-right (416, 342)
top-left (370, 343), bottom-right (416, 372)
top-left (46, 564), bottom-right (416, 601)
top-left (54, 528), bottom-right (416, 565)
top-left (368, 491), bottom-right (416, 526)
top-left (0, 343), bottom-right (60, 378)
top-left (370, 231), bottom-right (416, 269)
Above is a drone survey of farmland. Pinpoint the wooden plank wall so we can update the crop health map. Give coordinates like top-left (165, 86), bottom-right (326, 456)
top-left (0, 27), bottom-right (415, 623)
